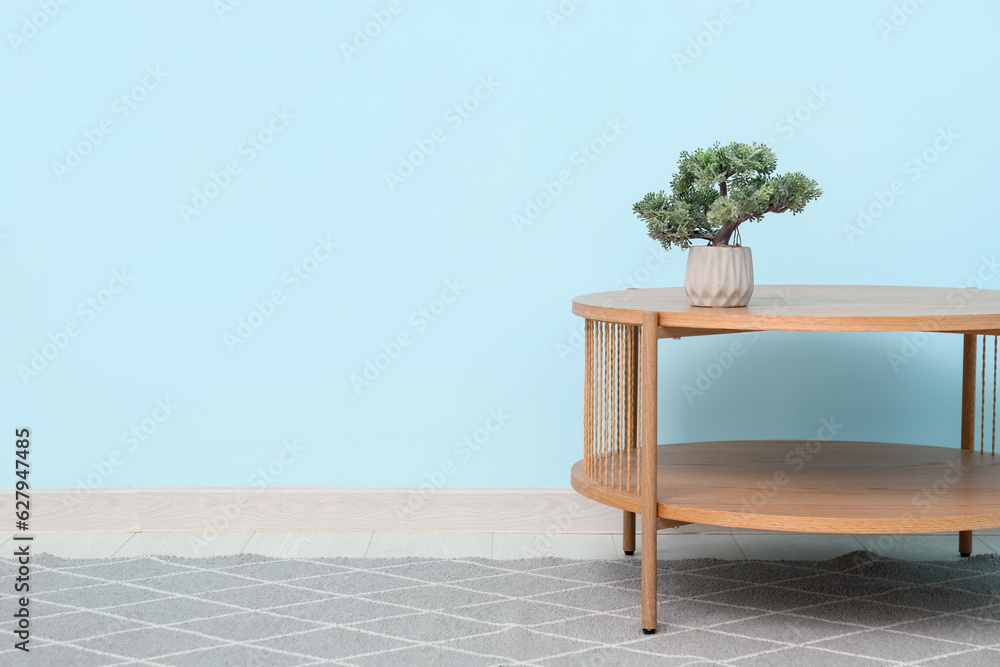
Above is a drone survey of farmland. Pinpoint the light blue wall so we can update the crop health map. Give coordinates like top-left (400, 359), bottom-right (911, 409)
top-left (4, 1), bottom-right (998, 489)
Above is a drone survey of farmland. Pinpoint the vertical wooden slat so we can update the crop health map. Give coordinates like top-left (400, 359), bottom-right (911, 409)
top-left (601, 322), bottom-right (609, 487)
top-left (611, 324), bottom-right (617, 489)
top-left (609, 323), bottom-right (616, 488)
top-left (618, 324), bottom-right (625, 491)
top-left (960, 333), bottom-right (978, 557)
top-left (640, 311), bottom-right (659, 634)
top-left (583, 319), bottom-right (591, 478)
top-left (636, 324), bottom-right (642, 498)
top-left (597, 321), bottom-right (604, 482)
top-left (619, 324), bottom-right (625, 490)
top-left (614, 323), bottom-right (619, 488)
top-left (606, 324), bottom-right (618, 489)
top-left (626, 325), bottom-right (637, 494)
top-left (983, 335), bottom-right (987, 452)
top-left (593, 321), bottom-right (599, 481)
top-left (623, 322), bottom-right (639, 554)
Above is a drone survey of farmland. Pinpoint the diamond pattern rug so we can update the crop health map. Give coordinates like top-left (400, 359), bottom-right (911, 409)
top-left (3, 550), bottom-right (1000, 666)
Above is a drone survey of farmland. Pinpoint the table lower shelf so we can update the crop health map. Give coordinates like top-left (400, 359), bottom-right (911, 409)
top-left (570, 441), bottom-right (1000, 534)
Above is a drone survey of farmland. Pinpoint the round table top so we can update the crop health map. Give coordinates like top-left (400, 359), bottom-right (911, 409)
top-left (572, 285), bottom-right (1000, 332)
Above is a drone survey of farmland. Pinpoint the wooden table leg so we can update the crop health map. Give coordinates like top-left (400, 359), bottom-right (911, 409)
top-left (623, 318), bottom-right (639, 557)
top-left (960, 333), bottom-right (977, 557)
top-left (641, 311), bottom-right (658, 634)
top-left (623, 511), bottom-right (636, 555)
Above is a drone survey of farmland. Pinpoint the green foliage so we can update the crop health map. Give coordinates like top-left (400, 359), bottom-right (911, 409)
top-left (633, 142), bottom-right (822, 249)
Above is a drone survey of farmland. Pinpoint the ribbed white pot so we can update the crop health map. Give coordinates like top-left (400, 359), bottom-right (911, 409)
top-left (684, 246), bottom-right (754, 308)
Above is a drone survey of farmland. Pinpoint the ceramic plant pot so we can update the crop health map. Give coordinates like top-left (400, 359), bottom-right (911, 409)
top-left (684, 245), bottom-right (754, 308)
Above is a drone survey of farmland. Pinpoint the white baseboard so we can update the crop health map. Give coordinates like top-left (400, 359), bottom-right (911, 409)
top-left (6, 487), bottom-right (630, 534)
top-left (9, 488), bottom-right (993, 536)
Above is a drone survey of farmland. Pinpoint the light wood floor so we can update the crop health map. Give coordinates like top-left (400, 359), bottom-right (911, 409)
top-left (3, 531), bottom-right (999, 560)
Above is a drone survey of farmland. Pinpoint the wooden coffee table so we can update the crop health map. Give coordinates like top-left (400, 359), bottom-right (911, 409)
top-left (570, 285), bottom-right (1000, 634)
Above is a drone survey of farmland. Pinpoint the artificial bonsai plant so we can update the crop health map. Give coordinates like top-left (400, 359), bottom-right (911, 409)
top-left (632, 141), bottom-right (822, 306)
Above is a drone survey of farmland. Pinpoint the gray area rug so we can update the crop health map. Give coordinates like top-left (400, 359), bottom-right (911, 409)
top-left (3, 550), bottom-right (1000, 666)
